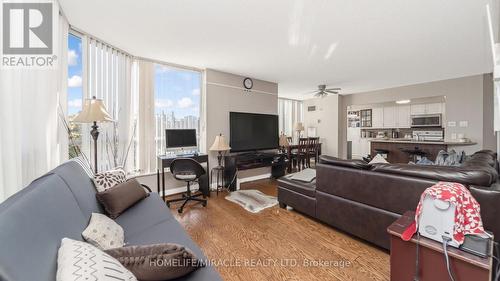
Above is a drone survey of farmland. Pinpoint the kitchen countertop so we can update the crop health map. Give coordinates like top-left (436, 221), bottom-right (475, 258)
top-left (367, 138), bottom-right (477, 146)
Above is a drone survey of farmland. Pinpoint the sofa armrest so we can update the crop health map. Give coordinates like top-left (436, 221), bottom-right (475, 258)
top-left (319, 155), bottom-right (371, 170)
top-left (470, 183), bottom-right (500, 242)
top-left (370, 163), bottom-right (495, 187)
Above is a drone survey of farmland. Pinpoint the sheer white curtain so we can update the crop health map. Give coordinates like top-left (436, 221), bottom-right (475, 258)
top-left (0, 11), bottom-right (69, 202)
top-left (278, 98), bottom-right (303, 137)
top-left (133, 60), bottom-right (156, 174)
top-left (83, 38), bottom-right (135, 172)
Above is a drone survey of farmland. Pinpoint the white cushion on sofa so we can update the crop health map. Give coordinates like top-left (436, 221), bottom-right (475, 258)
top-left (56, 238), bottom-right (136, 281)
top-left (82, 213), bottom-right (124, 250)
top-left (369, 154), bottom-right (389, 164)
top-left (93, 168), bottom-right (126, 192)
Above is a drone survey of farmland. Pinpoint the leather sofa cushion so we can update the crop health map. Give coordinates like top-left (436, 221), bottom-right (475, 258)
top-left (370, 163), bottom-right (494, 186)
top-left (316, 163), bottom-right (434, 215)
top-left (319, 155), bottom-right (371, 170)
top-left (277, 175), bottom-right (316, 198)
top-left (466, 154), bottom-right (496, 168)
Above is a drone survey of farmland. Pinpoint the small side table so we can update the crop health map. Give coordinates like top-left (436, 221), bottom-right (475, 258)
top-left (387, 211), bottom-right (493, 281)
top-left (211, 166), bottom-right (225, 196)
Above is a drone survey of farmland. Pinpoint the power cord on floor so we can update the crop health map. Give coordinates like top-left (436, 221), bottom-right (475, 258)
top-left (441, 236), bottom-right (456, 281)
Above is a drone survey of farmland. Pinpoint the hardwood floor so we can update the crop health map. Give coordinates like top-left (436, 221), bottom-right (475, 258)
top-left (168, 179), bottom-right (390, 281)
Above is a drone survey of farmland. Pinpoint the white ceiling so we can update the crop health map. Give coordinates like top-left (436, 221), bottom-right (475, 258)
top-left (59, 0), bottom-right (497, 99)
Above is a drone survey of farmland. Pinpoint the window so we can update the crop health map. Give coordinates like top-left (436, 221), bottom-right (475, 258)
top-left (278, 98), bottom-right (303, 137)
top-left (67, 33), bottom-right (83, 158)
top-left (154, 64), bottom-right (202, 155)
top-left (360, 109), bottom-right (372, 128)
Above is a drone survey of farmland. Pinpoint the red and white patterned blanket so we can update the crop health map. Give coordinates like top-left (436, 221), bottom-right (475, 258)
top-left (401, 182), bottom-right (489, 244)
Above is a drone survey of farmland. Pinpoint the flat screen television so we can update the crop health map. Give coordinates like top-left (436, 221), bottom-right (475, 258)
top-left (229, 112), bottom-right (278, 152)
top-left (165, 129), bottom-right (197, 148)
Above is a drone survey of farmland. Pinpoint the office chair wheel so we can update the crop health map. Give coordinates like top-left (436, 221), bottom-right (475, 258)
top-left (178, 208), bottom-right (183, 214)
top-left (166, 202), bottom-right (170, 207)
top-left (202, 201), bottom-right (207, 207)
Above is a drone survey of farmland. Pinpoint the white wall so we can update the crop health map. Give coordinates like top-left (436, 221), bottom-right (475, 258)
top-left (303, 95), bottom-right (339, 157)
top-left (205, 69), bottom-right (278, 180)
top-left (338, 74), bottom-right (496, 157)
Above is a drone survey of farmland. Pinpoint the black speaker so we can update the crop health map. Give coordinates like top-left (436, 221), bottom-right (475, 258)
top-left (271, 155), bottom-right (286, 178)
top-left (224, 156), bottom-right (237, 191)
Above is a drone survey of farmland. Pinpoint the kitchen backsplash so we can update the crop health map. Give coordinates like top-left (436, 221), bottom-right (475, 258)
top-left (360, 127), bottom-right (444, 139)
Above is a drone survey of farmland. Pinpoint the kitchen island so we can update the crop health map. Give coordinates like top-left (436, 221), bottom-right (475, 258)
top-left (369, 139), bottom-right (477, 163)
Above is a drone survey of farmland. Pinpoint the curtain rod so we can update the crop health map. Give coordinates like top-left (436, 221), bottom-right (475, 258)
top-left (69, 25), bottom-right (203, 73)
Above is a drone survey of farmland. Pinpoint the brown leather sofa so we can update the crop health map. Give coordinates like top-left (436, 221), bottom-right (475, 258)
top-left (278, 150), bottom-right (500, 250)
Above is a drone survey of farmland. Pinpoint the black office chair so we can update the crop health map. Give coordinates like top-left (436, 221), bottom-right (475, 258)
top-left (166, 158), bottom-right (207, 213)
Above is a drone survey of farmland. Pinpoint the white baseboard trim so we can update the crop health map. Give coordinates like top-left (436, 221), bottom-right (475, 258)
top-left (237, 173), bottom-right (271, 190)
top-left (209, 173), bottom-right (272, 191)
top-left (238, 173), bottom-right (272, 183)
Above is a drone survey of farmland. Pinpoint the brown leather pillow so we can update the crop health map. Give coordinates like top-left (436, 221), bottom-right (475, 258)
top-left (96, 178), bottom-right (148, 219)
top-left (105, 243), bottom-right (204, 281)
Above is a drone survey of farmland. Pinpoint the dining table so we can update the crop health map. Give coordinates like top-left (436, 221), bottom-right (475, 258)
top-left (285, 142), bottom-right (322, 173)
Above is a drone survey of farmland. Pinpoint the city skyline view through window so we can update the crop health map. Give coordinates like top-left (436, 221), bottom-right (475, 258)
top-left (154, 64), bottom-right (201, 155)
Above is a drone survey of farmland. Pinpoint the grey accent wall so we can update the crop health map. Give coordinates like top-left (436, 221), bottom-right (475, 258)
top-left (338, 74), bottom-right (496, 157)
top-left (205, 69), bottom-right (278, 179)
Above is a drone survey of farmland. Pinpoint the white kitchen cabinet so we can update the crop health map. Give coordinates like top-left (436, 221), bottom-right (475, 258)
top-left (372, 107), bottom-right (384, 128)
top-left (410, 104), bottom-right (426, 115)
top-left (425, 103), bottom-right (443, 114)
top-left (383, 106), bottom-right (397, 128)
top-left (397, 105), bottom-right (411, 128)
top-left (410, 103), bottom-right (443, 115)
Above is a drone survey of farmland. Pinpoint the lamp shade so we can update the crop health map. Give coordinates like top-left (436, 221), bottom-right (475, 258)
top-left (279, 134), bottom-right (289, 147)
top-left (209, 134), bottom-right (231, 151)
top-left (294, 122), bottom-right (304, 131)
top-left (73, 98), bottom-right (113, 123)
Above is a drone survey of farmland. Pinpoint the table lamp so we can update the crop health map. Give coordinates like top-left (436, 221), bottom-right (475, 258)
top-left (73, 96), bottom-right (113, 173)
top-left (294, 122), bottom-right (304, 139)
top-left (209, 134), bottom-right (231, 168)
top-left (279, 132), bottom-right (289, 153)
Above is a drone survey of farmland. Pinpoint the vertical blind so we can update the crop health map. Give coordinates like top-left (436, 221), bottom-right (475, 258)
top-left (278, 98), bottom-right (304, 137)
top-left (85, 38), bottom-right (135, 172)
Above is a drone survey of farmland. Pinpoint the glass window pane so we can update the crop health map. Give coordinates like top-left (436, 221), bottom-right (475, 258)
top-left (67, 33), bottom-right (83, 159)
top-left (154, 64), bottom-right (201, 155)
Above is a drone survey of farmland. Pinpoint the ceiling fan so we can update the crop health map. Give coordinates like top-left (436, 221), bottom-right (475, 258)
top-left (310, 85), bottom-right (341, 98)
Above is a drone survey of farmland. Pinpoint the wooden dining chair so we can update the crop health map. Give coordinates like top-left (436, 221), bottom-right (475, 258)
top-left (307, 137), bottom-right (320, 167)
top-left (291, 138), bottom-right (309, 171)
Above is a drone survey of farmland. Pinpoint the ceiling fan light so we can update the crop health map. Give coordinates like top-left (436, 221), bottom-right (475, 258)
top-left (396, 99), bottom-right (411, 104)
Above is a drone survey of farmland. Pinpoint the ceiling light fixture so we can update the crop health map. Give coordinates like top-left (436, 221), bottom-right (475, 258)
top-left (396, 99), bottom-right (411, 104)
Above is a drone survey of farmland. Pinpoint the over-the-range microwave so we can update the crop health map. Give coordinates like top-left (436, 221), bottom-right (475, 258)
top-left (411, 114), bottom-right (442, 127)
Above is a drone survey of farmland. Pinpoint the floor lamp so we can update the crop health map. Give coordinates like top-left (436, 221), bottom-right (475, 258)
top-left (73, 97), bottom-right (113, 173)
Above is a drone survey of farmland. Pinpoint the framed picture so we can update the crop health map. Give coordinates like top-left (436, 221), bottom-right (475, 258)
top-left (307, 127), bottom-right (317, 137)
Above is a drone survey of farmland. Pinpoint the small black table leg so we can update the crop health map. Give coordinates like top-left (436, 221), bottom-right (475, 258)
top-left (162, 166), bottom-right (165, 202)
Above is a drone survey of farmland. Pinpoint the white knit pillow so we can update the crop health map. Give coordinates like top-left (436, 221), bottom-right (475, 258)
top-left (56, 238), bottom-right (136, 281)
top-left (82, 213), bottom-right (124, 250)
